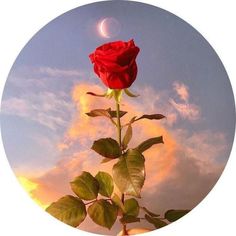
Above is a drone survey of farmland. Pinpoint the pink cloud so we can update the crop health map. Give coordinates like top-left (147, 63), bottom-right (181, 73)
top-left (173, 81), bottom-right (189, 102)
top-left (16, 82), bottom-right (228, 235)
top-left (29, 83), bottom-right (179, 203)
top-left (169, 98), bottom-right (201, 121)
top-left (24, 83), bottom-right (225, 204)
top-left (33, 83), bottom-right (222, 191)
top-left (169, 81), bottom-right (201, 122)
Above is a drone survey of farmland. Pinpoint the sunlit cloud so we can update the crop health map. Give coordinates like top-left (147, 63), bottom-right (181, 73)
top-left (173, 81), bottom-right (189, 102)
top-left (5, 68), bottom-right (228, 234)
top-left (18, 176), bottom-right (49, 209)
top-left (59, 83), bottom-right (115, 150)
top-left (27, 83), bottom-right (179, 207)
top-left (24, 82), bottom-right (227, 212)
top-left (169, 98), bottom-right (201, 121)
top-left (169, 81), bottom-right (201, 121)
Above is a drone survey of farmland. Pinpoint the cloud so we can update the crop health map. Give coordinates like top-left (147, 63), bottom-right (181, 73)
top-left (141, 127), bottom-right (227, 195)
top-left (17, 176), bottom-right (49, 209)
top-left (1, 91), bottom-right (74, 130)
top-left (16, 82), bottom-right (228, 235)
top-left (38, 67), bottom-right (84, 78)
top-left (182, 130), bottom-right (228, 171)
top-left (26, 128), bottom-right (227, 234)
top-left (25, 83), bottom-right (179, 206)
top-left (141, 152), bottom-right (224, 215)
top-left (9, 73), bottom-right (227, 234)
top-left (59, 83), bottom-right (115, 150)
top-left (173, 81), bottom-right (189, 102)
top-left (1, 66), bottom-right (83, 130)
top-left (6, 66), bottom-right (86, 94)
top-left (169, 81), bottom-right (201, 121)
top-left (169, 98), bottom-right (201, 121)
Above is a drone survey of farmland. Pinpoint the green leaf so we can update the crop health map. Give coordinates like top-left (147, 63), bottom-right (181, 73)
top-left (145, 214), bottom-right (167, 229)
top-left (142, 207), bottom-right (160, 217)
top-left (70, 172), bottom-right (99, 200)
top-left (112, 149), bottom-right (145, 197)
top-left (124, 198), bottom-right (139, 217)
top-left (120, 215), bottom-right (140, 224)
top-left (85, 109), bottom-right (111, 118)
top-left (88, 200), bottom-right (118, 229)
top-left (165, 210), bottom-right (190, 222)
top-left (124, 88), bottom-right (139, 97)
top-left (135, 114), bottom-right (166, 121)
top-left (136, 136), bottom-right (164, 153)
top-left (91, 138), bottom-right (122, 159)
top-left (46, 195), bottom-right (86, 227)
top-left (85, 109), bottom-right (116, 125)
top-left (95, 171), bottom-right (114, 197)
top-left (107, 108), bottom-right (127, 118)
top-left (111, 193), bottom-right (125, 213)
top-left (122, 123), bottom-right (132, 150)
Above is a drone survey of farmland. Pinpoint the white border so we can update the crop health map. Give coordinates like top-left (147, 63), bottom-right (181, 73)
top-left (0, 1), bottom-right (235, 235)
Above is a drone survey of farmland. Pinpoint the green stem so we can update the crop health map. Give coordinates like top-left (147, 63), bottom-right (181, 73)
top-left (115, 99), bottom-right (128, 235)
top-left (116, 101), bottom-right (122, 147)
top-left (84, 199), bottom-right (97, 205)
top-left (84, 198), bottom-right (111, 205)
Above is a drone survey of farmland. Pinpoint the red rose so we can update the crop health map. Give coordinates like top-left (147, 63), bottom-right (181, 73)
top-left (89, 39), bottom-right (140, 89)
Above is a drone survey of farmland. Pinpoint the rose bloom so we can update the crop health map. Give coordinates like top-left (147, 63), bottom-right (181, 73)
top-left (89, 39), bottom-right (140, 89)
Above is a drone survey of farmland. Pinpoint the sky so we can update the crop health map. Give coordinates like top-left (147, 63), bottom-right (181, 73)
top-left (0, 1), bottom-right (235, 235)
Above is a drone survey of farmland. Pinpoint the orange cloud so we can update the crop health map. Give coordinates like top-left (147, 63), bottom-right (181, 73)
top-left (70, 83), bottom-right (177, 188)
top-left (60, 83), bottom-right (115, 149)
top-left (29, 83), bottom-right (179, 207)
top-left (17, 176), bottom-right (49, 209)
top-left (16, 82), bottom-right (229, 236)
top-left (137, 122), bottom-right (177, 191)
top-left (15, 81), bottom-right (229, 235)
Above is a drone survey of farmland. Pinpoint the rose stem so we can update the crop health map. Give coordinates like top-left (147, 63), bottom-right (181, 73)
top-left (115, 98), bottom-right (128, 235)
top-left (115, 101), bottom-right (122, 146)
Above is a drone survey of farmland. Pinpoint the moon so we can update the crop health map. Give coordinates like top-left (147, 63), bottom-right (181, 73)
top-left (98, 17), bottom-right (121, 39)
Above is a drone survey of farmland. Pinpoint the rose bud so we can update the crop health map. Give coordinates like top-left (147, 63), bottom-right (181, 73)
top-left (89, 39), bottom-right (140, 89)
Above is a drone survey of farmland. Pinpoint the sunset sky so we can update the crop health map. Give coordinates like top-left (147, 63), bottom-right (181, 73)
top-left (1, 1), bottom-right (235, 235)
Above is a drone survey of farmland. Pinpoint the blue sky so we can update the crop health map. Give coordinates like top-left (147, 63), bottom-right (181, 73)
top-left (0, 1), bottom-right (235, 234)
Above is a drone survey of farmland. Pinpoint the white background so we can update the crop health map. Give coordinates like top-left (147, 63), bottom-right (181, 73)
top-left (0, 0), bottom-right (235, 235)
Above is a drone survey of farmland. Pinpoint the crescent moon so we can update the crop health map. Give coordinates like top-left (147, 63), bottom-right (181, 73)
top-left (99, 18), bottom-right (110, 38)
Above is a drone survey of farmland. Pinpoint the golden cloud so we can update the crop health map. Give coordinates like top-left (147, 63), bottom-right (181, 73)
top-left (17, 176), bottom-right (49, 209)
top-left (27, 83), bottom-right (179, 207)
top-left (19, 82), bottom-right (227, 221)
